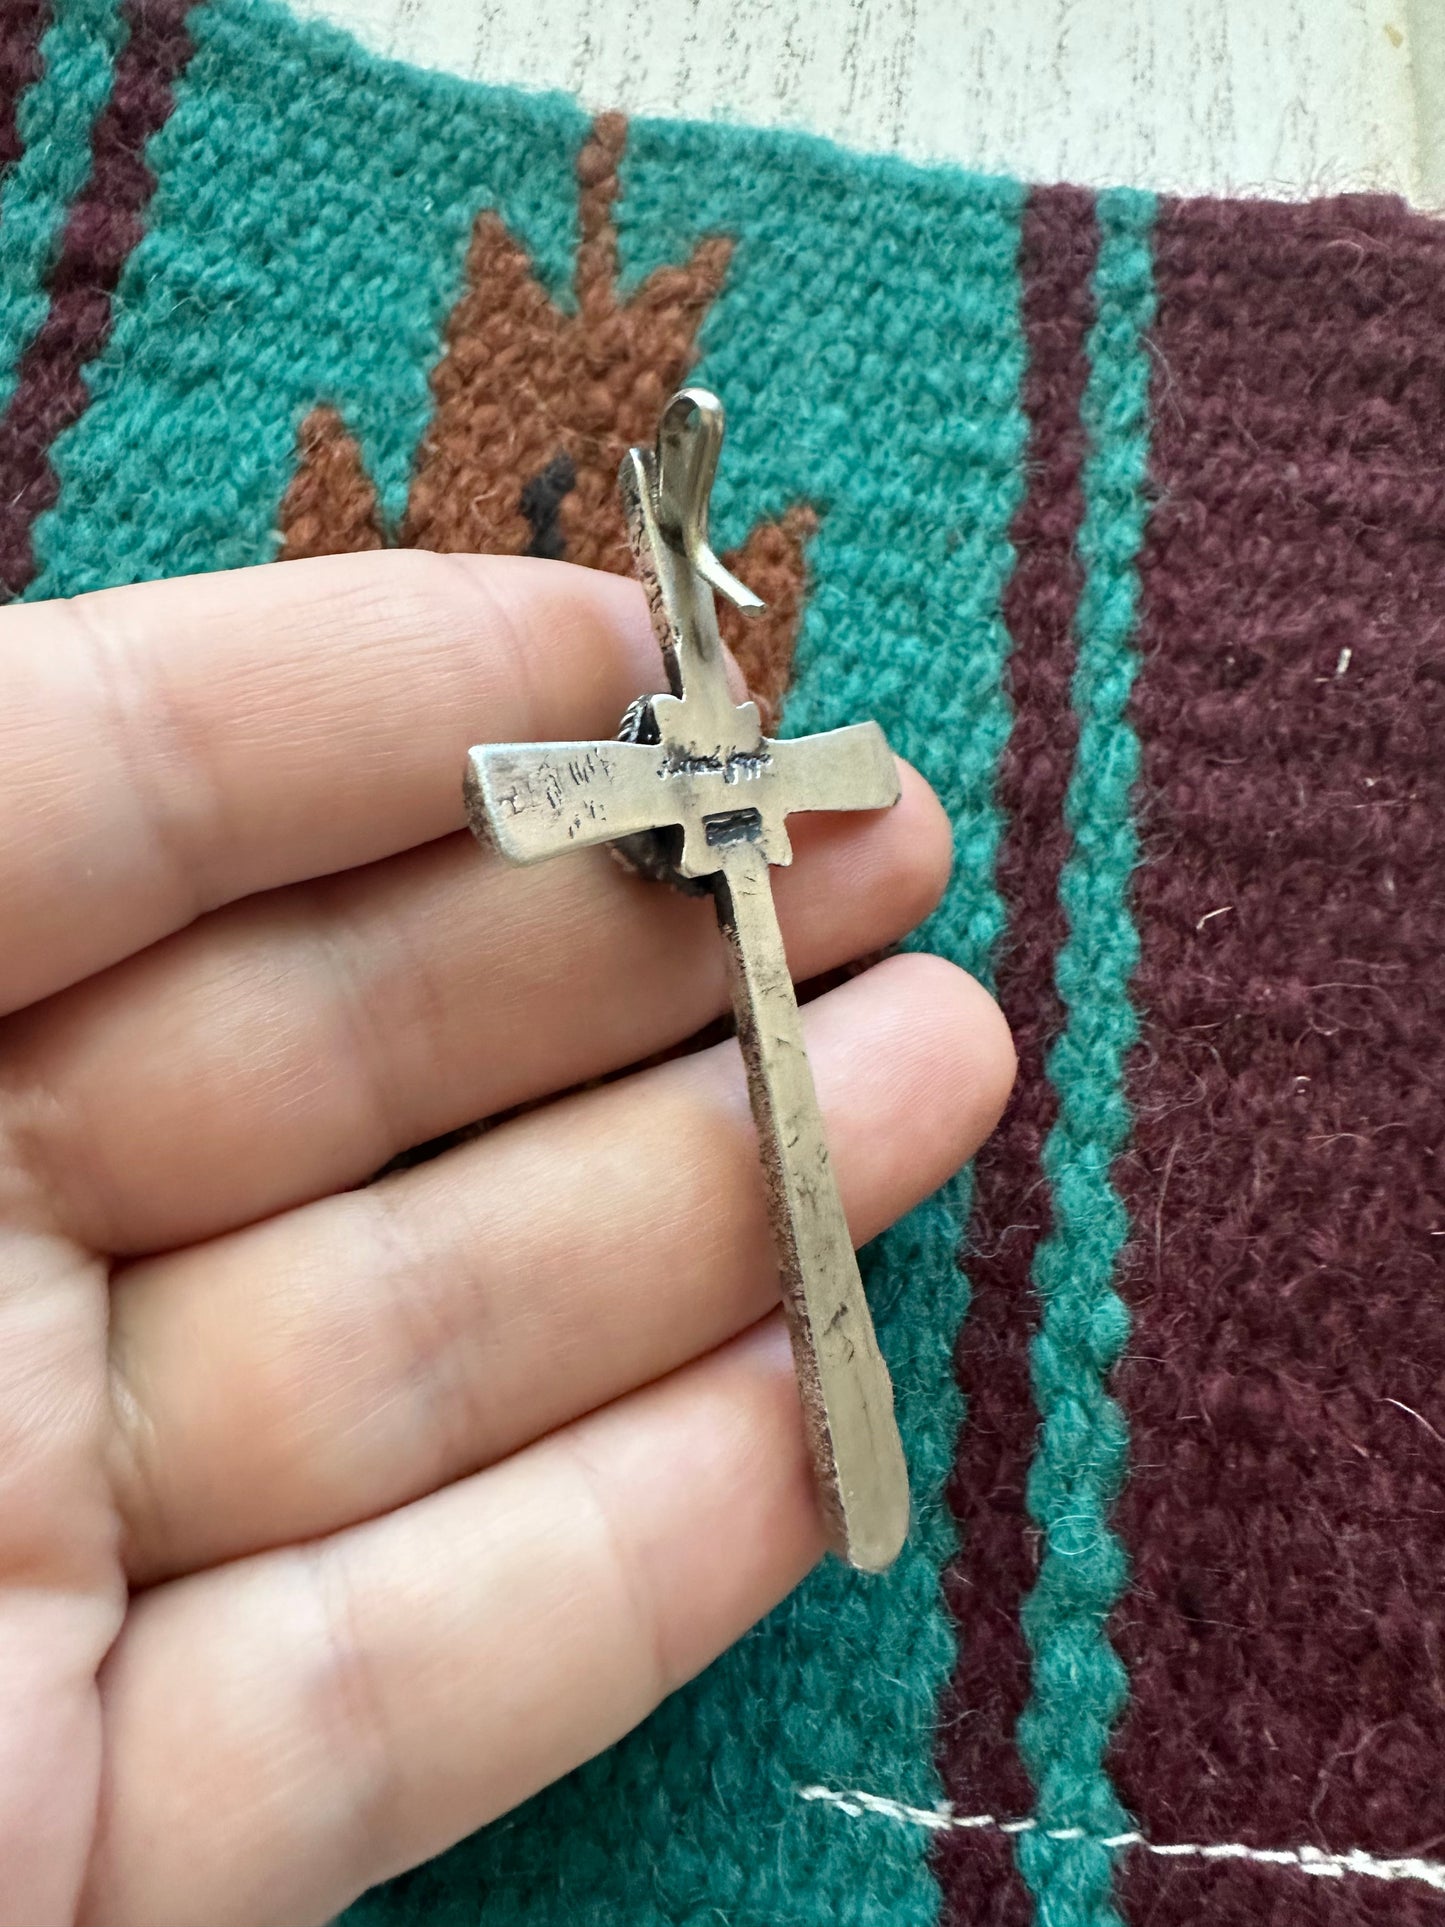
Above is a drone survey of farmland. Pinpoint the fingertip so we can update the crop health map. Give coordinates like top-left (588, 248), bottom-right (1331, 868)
top-left (876, 949), bottom-right (1017, 1137)
top-left (805, 951), bottom-right (1015, 1245)
top-left (892, 756), bottom-right (955, 925)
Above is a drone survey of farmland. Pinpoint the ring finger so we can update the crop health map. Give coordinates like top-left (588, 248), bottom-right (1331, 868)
top-left (109, 954), bottom-right (1013, 1584)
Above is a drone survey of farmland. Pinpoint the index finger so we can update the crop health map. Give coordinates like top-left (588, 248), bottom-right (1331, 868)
top-left (0, 550), bottom-right (659, 1016)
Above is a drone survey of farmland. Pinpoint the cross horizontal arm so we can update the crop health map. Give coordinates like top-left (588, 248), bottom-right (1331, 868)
top-left (767, 721), bottom-right (900, 820)
top-left (465, 739), bottom-right (672, 865)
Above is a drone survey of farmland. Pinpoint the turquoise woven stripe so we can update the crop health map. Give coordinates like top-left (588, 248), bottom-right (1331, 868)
top-left (1014, 187), bottom-right (1158, 1927)
top-left (29, 0), bottom-right (585, 597)
top-left (0, 0), bottom-right (127, 412)
top-left (26, 3), bottom-right (1033, 1915)
top-left (430, 125), bottom-right (1030, 1926)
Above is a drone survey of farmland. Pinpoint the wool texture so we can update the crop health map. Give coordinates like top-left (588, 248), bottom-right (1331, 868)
top-left (3, 4), bottom-right (1444, 1923)
top-left (0, 0), bottom-right (127, 422)
top-left (933, 181), bottom-right (1098, 1927)
top-left (0, 0), bottom-right (194, 595)
top-left (0, 2), bottom-right (47, 177)
top-left (1010, 185), bottom-right (1155, 1927)
top-left (274, 110), bottom-right (816, 727)
top-left (1107, 190), bottom-right (1445, 1927)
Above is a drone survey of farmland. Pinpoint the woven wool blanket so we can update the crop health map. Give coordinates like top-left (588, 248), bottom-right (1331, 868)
top-left (4, 3), bottom-right (1444, 1923)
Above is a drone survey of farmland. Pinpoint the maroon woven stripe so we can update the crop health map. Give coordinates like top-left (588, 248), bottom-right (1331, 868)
top-left (0, 0), bottom-right (195, 599)
top-left (1109, 192), bottom-right (1445, 1923)
top-left (0, 1), bottom-right (48, 174)
top-left (932, 183), bottom-right (1098, 1923)
top-left (1117, 1859), bottom-right (1445, 1924)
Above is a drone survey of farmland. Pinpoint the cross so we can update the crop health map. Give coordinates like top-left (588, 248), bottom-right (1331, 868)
top-left (464, 388), bottom-right (909, 1573)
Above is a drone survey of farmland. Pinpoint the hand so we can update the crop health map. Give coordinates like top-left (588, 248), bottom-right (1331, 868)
top-left (0, 552), bottom-right (1013, 1926)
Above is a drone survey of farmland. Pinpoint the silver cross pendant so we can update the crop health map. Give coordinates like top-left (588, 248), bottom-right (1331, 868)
top-left (464, 388), bottom-right (909, 1572)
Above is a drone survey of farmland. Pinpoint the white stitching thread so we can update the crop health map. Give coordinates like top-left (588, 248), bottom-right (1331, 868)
top-left (796, 1785), bottom-right (1445, 1894)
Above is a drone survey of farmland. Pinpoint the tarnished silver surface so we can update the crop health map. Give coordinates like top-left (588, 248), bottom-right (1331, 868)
top-left (465, 387), bottom-right (909, 1573)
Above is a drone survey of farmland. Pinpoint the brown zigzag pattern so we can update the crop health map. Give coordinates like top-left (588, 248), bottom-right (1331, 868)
top-left (278, 113), bottom-right (816, 729)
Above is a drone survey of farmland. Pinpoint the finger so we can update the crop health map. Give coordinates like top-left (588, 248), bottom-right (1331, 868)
top-left (84, 1320), bottom-right (821, 1927)
top-left (14, 764), bottom-right (950, 1254)
top-left (110, 955), bottom-right (1012, 1583)
top-left (0, 551), bottom-right (661, 1015)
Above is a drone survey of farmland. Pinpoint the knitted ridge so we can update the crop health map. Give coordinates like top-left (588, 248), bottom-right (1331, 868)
top-left (933, 182), bottom-right (1098, 1927)
top-left (4, 5), bottom-right (1445, 1925)
top-left (0, 0), bottom-right (124, 419)
top-left (1013, 186), bottom-right (1156, 1927)
top-left (0, 0), bottom-right (193, 593)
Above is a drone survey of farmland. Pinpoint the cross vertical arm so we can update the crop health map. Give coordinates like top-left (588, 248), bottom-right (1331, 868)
top-left (711, 834), bottom-right (910, 1573)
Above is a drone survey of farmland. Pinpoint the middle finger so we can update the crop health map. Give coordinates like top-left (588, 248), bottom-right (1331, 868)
top-left (7, 762), bottom-right (948, 1255)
